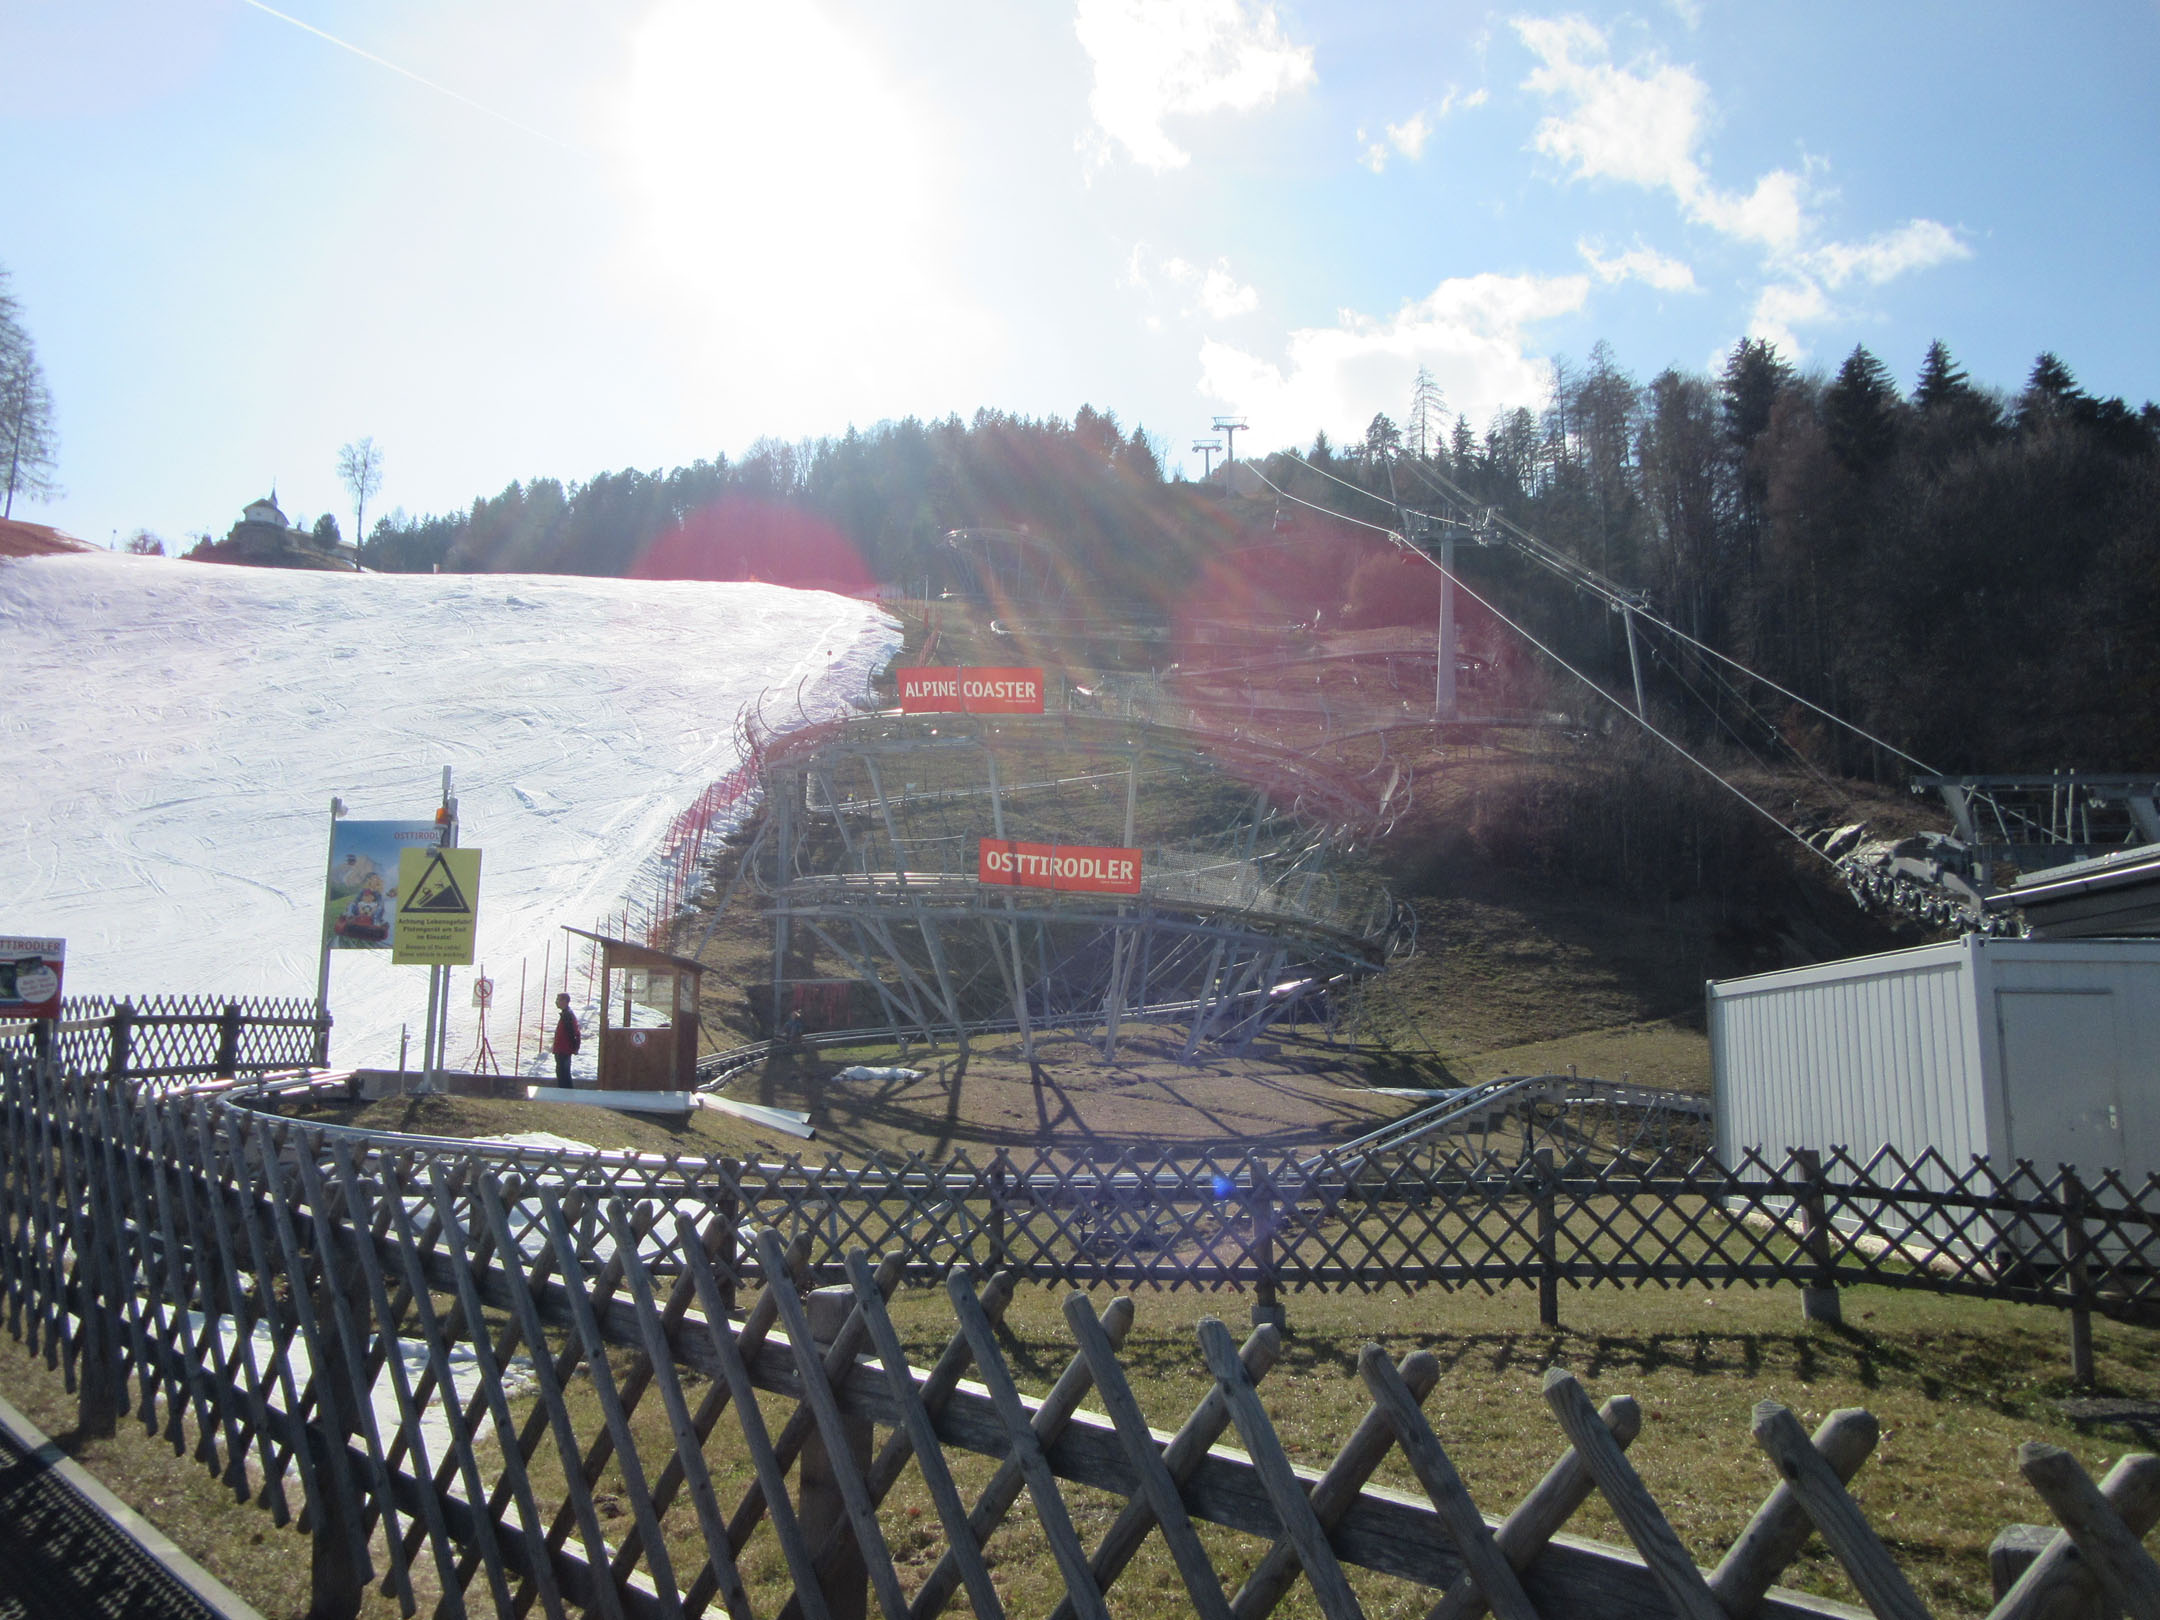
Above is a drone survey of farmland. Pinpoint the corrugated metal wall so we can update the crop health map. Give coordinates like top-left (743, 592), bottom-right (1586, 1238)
top-left (1711, 941), bottom-right (1987, 1169)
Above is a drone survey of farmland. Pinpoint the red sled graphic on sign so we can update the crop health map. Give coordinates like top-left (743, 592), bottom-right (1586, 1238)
top-left (900, 666), bottom-right (1045, 714)
top-left (978, 840), bottom-right (1142, 896)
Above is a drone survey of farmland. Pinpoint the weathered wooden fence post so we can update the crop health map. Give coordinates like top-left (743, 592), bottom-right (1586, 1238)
top-left (2062, 1168), bottom-right (2095, 1390)
top-left (988, 1152), bottom-right (1009, 1274)
top-left (716, 1158), bottom-right (741, 1315)
top-left (1795, 1148), bottom-right (1843, 1326)
top-left (72, 1073), bottom-right (121, 1438)
top-left (1251, 1165), bottom-right (1285, 1330)
top-left (214, 1001), bottom-right (242, 1080)
top-left (1534, 1148), bottom-right (1560, 1329)
top-left (798, 1284), bottom-right (873, 1620)
top-left (105, 1001), bottom-right (134, 1087)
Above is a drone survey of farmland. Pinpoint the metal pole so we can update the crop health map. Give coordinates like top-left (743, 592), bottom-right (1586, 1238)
top-left (1435, 538), bottom-right (1458, 721)
top-left (986, 753), bottom-right (1034, 1062)
top-left (428, 766), bottom-right (456, 1089)
top-left (420, 968), bottom-right (442, 1090)
top-left (313, 796), bottom-right (346, 1067)
top-left (1622, 601), bottom-right (1648, 720)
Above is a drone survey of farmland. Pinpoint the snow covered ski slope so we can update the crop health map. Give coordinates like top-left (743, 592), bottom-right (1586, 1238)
top-left (0, 552), bottom-right (896, 1068)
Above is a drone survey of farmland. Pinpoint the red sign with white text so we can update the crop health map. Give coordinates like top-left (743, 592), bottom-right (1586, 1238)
top-left (900, 666), bottom-right (1045, 715)
top-left (978, 840), bottom-right (1142, 896)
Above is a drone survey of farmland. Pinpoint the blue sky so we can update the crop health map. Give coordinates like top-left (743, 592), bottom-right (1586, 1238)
top-left (6, 0), bottom-right (2157, 550)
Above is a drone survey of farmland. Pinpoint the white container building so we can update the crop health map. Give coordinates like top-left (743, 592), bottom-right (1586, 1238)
top-left (1708, 936), bottom-right (2160, 1184)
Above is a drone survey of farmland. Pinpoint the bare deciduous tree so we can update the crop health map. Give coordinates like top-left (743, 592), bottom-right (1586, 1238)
top-left (337, 437), bottom-right (384, 547)
top-left (1, 267), bottom-right (60, 521)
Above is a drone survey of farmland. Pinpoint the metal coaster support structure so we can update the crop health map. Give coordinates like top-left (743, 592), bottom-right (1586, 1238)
top-left (741, 706), bottom-right (1408, 1062)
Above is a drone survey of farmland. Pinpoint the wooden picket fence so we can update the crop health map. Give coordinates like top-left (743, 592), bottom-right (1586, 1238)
top-left (5, 1049), bottom-right (2160, 1620)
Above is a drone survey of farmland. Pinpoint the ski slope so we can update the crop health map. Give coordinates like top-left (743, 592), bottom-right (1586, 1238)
top-left (0, 552), bottom-right (896, 1069)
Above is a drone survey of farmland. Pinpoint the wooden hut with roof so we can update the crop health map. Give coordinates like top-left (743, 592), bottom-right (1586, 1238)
top-left (564, 928), bottom-right (708, 1092)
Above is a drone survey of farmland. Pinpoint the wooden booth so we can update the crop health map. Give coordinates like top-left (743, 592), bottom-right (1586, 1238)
top-left (566, 929), bottom-right (706, 1092)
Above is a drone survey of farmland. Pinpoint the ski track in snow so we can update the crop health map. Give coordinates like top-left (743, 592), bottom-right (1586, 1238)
top-left (0, 553), bottom-right (896, 1068)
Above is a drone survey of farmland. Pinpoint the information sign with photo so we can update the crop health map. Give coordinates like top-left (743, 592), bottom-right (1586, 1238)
top-left (324, 820), bottom-right (440, 950)
top-left (0, 938), bottom-right (65, 1020)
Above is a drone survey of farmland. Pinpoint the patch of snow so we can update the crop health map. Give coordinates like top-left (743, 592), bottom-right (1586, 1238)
top-left (832, 1064), bottom-right (924, 1083)
top-left (0, 553), bottom-right (896, 1068)
top-left (471, 1130), bottom-right (598, 1154)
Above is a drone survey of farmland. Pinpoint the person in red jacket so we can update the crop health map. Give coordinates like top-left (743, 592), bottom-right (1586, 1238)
top-left (551, 993), bottom-right (581, 1084)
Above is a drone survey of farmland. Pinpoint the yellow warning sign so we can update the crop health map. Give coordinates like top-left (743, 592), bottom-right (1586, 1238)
top-left (391, 847), bottom-right (482, 965)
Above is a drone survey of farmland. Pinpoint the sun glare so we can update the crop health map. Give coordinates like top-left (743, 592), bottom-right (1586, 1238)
top-left (612, 0), bottom-right (986, 409)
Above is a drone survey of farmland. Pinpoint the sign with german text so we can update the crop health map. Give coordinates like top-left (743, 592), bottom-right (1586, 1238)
top-left (978, 840), bottom-right (1142, 896)
top-left (0, 937), bottom-right (64, 1020)
top-left (900, 666), bottom-right (1045, 715)
top-left (391, 847), bottom-right (483, 965)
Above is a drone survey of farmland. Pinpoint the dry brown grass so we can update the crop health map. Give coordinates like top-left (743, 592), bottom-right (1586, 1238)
top-left (727, 1022), bottom-right (1417, 1162)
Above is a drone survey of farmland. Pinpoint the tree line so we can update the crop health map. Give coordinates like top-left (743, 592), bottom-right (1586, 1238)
top-left (1279, 342), bottom-right (2160, 775)
top-left (361, 340), bottom-right (2157, 775)
top-left (361, 407), bottom-right (1202, 602)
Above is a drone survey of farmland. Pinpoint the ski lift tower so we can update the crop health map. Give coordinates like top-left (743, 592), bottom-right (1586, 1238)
top-left (1211, 416), bottom-right (1248, 463)
top-left (1192, 438), bottom-right (1223, 478)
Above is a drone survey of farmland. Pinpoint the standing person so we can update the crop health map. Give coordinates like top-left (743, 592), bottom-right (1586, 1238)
top-left (551, 993), bottom-right (581, 1085)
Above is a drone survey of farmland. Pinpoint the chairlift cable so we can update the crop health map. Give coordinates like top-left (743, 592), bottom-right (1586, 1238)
top-left (1239, 461), bottom-right (1840, 869)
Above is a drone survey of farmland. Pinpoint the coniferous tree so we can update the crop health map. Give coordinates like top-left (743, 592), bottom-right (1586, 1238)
top-left (1913, 340), bottom-right (1972, 411)
top-left (1823, 346), bottom-right (1902, 475)
top-left (1718, 337), bottom-right (1794, 574)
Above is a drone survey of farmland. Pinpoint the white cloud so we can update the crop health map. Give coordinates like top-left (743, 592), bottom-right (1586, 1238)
top-left (1357, 86), bottom-right (1484, 173)
top-left (1387, 109), bottom-right (1433, 159)
top-left (1515, 14), bottom-right (1966, 353)
top-left (1076, 0), bottom-right (1315, 172)
top-left (1516, 14), bottom-right (1804, 251)
top-left (1579, 239), bottom-right (1698, 292)
top-left (1802, 218), bottom-right (1969, 288)
top-left (1746, 279), bottom-right (1831, 356)
top-left (1132, 252), bottom-right (1261, 319)
top-left (1198, 271), bottom-right (1588, 442)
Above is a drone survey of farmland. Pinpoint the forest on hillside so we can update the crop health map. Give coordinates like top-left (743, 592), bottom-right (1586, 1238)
top-left (361, 340), bottom-right (2160, 775)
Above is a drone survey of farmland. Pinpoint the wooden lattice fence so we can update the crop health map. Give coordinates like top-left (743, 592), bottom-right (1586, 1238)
top-left (4, 1050), bottom-right (2160, 1620)
top-left (0, 994), bottom-right (328, 1085)
top-left (228, 1082), bottom-right (2160, 1384)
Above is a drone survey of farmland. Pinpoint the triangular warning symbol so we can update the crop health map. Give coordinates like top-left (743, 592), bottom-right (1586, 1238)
top-left (403, 849), bottom-right (472, 914)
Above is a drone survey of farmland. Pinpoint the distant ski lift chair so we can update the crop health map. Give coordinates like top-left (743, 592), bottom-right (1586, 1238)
top-left (566, 928), bottom-right (706, 1092)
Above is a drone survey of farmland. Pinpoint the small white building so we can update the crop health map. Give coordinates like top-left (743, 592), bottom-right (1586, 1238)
top-left (1708, 935), bottom-right (2160, 1184)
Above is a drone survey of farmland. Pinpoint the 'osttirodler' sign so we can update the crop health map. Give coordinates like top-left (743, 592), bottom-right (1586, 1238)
top-left (0, 938), bottom-right (65, 1020)
top-left (978, 839), bottom-right (1142, 896)
top-left (900, 666), bottom-right (1044, 715)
